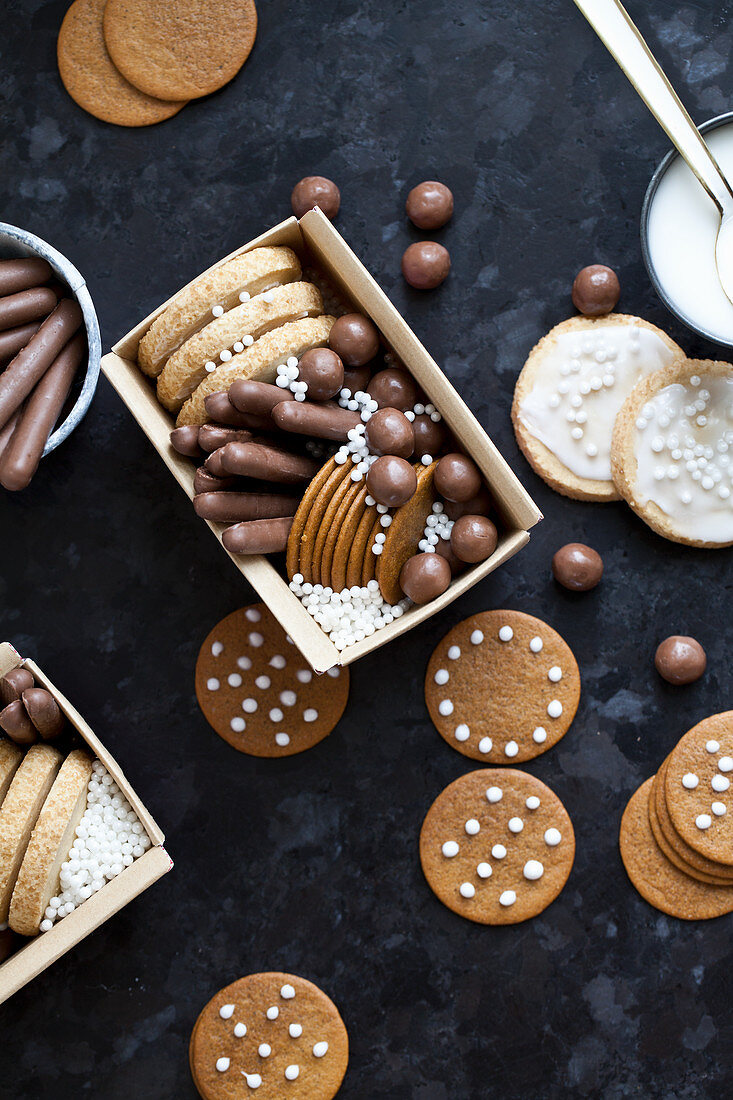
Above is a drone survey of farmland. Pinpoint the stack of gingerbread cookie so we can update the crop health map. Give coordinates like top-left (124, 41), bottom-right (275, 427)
top-left (620, 712), bottom-right (733, 919)
top-left (57, 0), bottom-right (257, 128)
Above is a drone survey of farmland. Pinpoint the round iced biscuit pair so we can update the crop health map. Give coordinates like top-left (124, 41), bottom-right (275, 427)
top-left (512, 314), bottom-right (684, 501)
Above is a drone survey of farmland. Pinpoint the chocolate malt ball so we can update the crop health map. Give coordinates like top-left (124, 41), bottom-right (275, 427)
top-left (342, 365), bottom-right (373, 394)
top-left (329, 313), bottom-right (379, 367)
top-left (654, 636), bottom-right (707, 685)
top-left (364, 407), bottom-right (414, 458)
top-left (434, 453), bottom-right (482, 502)
top-left (297, 348), bottom-right (344, 401)
top-left (443, 487), bottom-right (494, 521)
top-left (412, 413), bottom-right (446, 457)
top-left (22, 688), bottom-right (65, 740)
top-left (551, 543), bottom-right (603, 591)
top-left (400, 552), bottom-right (452, 603)
top-left (405, 181), bottom-right (454, 230)
top-left (450, 514), bottom-right (498, 564)
top-left (291, 176), bottom-right (340, 220)
top-left (367, 368), bottom-right (420, 412)
top-left (402, 241), bottom-right (451, 290)
top-left (366, 455), bottom-right (417, 507)
top-left (0, 700), bottom-right (37, 745)
top-left (571, 265), bottom-right (620, 316)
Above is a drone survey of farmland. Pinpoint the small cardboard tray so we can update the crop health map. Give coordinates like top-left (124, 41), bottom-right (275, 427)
top-left (0, 641), bottom-right (171, 1006)
top-left (102, 211), bottom-right (541, 671)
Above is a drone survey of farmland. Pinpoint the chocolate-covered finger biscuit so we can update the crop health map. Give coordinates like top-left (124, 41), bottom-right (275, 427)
top-left (197, 424), bottom-right (254, 452)
top-left (0, 331), bottom-right (85, 491)
top-left (272, 399), bottom-right (362, 441)
top-left (0, 406), bottom-right (23, 462)
top-left (21, 688), bottom-right (65, 740)
top-left (0, 699), bottom-right (38, 745)
top-left (0, 668), bottom-right (35, 706)
top-left (194, 491), bottom-right (300, 523)
top-left (204, 391), bottom-right (273, 430)
top-left (228, 378), bottom-right (295, 416)
top-left (169, 425), bottom-right (201, 457)
top-left (0, 258), bottom-right (52, 297)
top-left (222, 516), bottom-right (294, 554)
top-left (219, 441), bottom-right (320, 483)
top-left (0, 321), bottom-right (42, 365)
top-left (193, 466), bottom-right (239, 494)
top-left (0, 286), bottom-right (57, 334)
top-left (0, 299), bottom-right (83, 432)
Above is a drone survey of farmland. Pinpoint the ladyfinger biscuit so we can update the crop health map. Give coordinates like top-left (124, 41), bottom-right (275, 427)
top-left (137, 248), bottom-right (301, 377)
top-left (0, 743), bottom-right (63, 922)
top-left (57, 0), bottom-right (187, 127)
top-left (177, 316), bottom-right (336, 427)
top-left (10, 750), bottom-right (93, 937)
top-left (156, 282), bottom-right (323, 411)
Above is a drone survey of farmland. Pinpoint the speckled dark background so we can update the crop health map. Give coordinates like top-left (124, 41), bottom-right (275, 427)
top-left (1, 0), bottom-right (733, 1096)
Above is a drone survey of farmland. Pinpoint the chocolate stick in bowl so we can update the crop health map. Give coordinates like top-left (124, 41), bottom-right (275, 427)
top-left (0, 331), bottom-right (86, 491)
top-left (0, 299), bottom-right (82, 431)
top-left (0, 258), bottom-right (53, 296)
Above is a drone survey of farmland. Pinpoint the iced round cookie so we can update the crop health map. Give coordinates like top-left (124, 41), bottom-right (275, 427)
top-left (611, 359), bottom-right (733, 547)
top-left (189, 972), bottom-right (348, 1099)
top-left (425, 610), bottom-right (580, 763)
top-left (57, 0), bottom-right (187, 127)
top-left (620, 778), bottom-right (733, 920)
top-left (103, 0), bottom-right (258, 101)
top-left (664, 713), bottom-right (733, 865)
top-left (195, 605), bottom-right (349, 757)
top-left (420, 769), bottom-right (575, 924)
top-left (512, 315), bottom-right (683, 501)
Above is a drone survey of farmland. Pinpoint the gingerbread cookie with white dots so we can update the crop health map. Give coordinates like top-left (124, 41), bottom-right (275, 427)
top-left (189, 972), bottom-right (349, 1099)
top-left (425, 610), bottom-right (580, 764)
top-left (419, 769), bottom-right (575, 924)
top-left (195, 605), bottom-right (349, 757)
top-left (664, 712), bottom-right (733, 866)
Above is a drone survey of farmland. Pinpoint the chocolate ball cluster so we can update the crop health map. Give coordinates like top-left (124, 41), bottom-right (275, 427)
top-left (0, 668), bottom-right (65, 745)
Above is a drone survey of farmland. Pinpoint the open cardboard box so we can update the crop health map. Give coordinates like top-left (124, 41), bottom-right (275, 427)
top-left (0, 642), bottom-right (171, 1006)
top-left (102, 210), bottom-right (542, 672)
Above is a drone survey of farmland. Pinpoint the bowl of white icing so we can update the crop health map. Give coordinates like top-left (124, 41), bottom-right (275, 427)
top-left (642, 111), bottom-right (733, 348)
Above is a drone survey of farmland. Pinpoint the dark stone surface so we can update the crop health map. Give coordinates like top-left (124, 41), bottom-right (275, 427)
top-left (1, 0), bottom-right (732, 1096)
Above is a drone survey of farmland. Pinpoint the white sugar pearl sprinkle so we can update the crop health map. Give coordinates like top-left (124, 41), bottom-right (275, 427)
top-left (280, 690), bottom-right (297, 707)
top-left (246, 609), bottom-right (261, 623)
top-left (230, 717), bottom-right (246, 733)
top-left (254, 675), bottom-right (270, 690)
top-left (442, 840), bottom-right (459, 857)
top-left (242, 698), bottom-right (257, 713)
top-left (269, 708), bottom-right (284, 723)
top-left (275, 733), bottom-right (290, 747)
top-left (296, 669), bottom-right (312, 683)
top-left (249, 632), bottom-right (264, 647)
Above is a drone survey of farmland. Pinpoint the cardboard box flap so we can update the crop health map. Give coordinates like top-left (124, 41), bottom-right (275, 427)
top-left (0, 641), bottom-right (21, 679)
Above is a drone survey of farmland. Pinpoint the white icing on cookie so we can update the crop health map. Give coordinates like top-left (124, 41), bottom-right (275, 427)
top-left (529, 636), bottom-right (543, 653)
top-left (477, 862), bottom-right (492, 878)
top-left (478, 737), bottom-right (492, 753)
top-left (706, 740), bottom-right (721, 753)
top-left (533, 727), bottom-right (547, 744)
top-left (280, 984), bottom-right (296, 999)
top-left (492, 844), bottom-right (507, 859)
top-left (631, 374), bottom-right (733, 542)
top-left (498, 626), bottom-right (514, 642)
top-left (207, 677), bottom-right (220, 691)
top-left (465, 818), bottom-right (480, 835)
top-left (216, 1057), bottom-right (230, 1072)
top-left (266, 1006), bottom-right (279, 1020)
top-left (526, 796), bottom-right (540, 810)
top-left (486, 786), bottom-right (503, 803)
top-left (499, 889), bottom-right (516, 906)
top-left (234, 1023), bottom-right (247, 1038)
top-left (696, 813), bottom-right (712, 830)
top-left (519, 322), bottom-right (678, 480)
top-left (313, 1041), bottom-right (329, 1058)
top-left (712, 775), bottom-right (730, 792)
top-left (434, 669), bottom-right (449, 685)
top-left (682, 773), bottom-right (699, 789)
top-left (219, 1004), bottom-right (235, 1019)
top-left (460, 882), bottom-right (475, 898)
top-left (523, 859), bottom-right (544, 880)
top-left (508, 817), bottom-right (524, 833)
top-left (285, 1065), bottom-right (300, 1080)
top-left (289, 1023), bottom-right (303, 1038)
top-left (544, 828), bottom-right (561, 846)
top-left (442, 840), bottom-right (459, 857)
top-left (258, 1043), bottom-right (271, 1057)
top-left (211, 641), bottom-right (223, 657)
top-left (455, 724), bottom-right (470, 742)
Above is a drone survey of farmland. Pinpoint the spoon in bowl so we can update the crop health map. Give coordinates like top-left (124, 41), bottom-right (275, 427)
top-left (572, 0), bottom-right (733, 305)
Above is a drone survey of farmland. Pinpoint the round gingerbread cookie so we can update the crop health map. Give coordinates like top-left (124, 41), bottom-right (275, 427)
top-left (195, 605), bottom-right (349, 757)
top-left (57, 0), bottom-right (187, 127)
top-left (664, 713), bottom-right (733, 866)
top-left (611, 359), bottom-right (733, 548)
top-left (103, 0), bottom-right (258, 102)
top-left (653, 755), bottom-right (733, 882)
top-left (512, 315), bottom-right (684, 502)
top-left (189, 972), bottom-right (348, 1099)
top-left (620, 779), bottom-right (733, 920)
top-left (425, 610), bottom-right (580, 764)
top-left (420, 769), bottom-right (575, 925)
top-left (286, 457), bottom-right (337, 580)
top-left (647, 776), bottom-right (732, 886)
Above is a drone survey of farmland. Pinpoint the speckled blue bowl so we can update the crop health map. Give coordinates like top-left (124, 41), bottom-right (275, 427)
top-left (0, 221), bottom-right (101, 457)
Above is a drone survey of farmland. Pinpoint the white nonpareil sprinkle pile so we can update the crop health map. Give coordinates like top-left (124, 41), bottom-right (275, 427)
top-left (288, 575), bottom-right (409, 651)
top-left (39, 760), bottom-right (151, 933)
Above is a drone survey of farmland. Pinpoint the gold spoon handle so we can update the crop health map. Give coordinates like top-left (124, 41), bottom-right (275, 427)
top-left (573, 0), bottom-right (733, 213)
